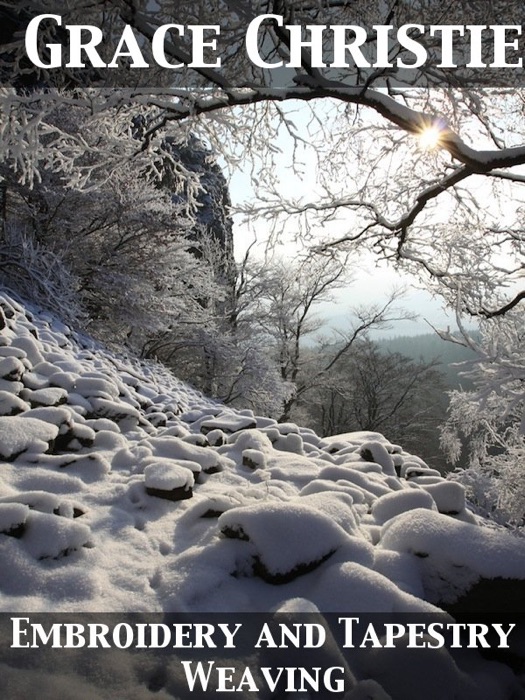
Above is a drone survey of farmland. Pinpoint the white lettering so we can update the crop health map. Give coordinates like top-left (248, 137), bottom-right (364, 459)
top-left (32, 622), bottom-right (62, 648)
top-left (287, 24), bottom-right (327, 67)
top-left (430, 25), bottom-right (464, 67)
top-left (149, 623), bottom-right (171, 649)
top-left (491, 25), bottom-right (522, 67)
top-left (383, 623), bottom-right (406, 648)
top-left (180, 661), bottom-right (215, 691)
top-left (87, 623), bottom-right (111, 649)
top-left (218, 622), bottom-right (242, 648)
top-left (360, 623), bottom-right (382, 648)
top-left (245, 14), bottom-right (284, 68)
top-left (373, 24), bottom-right (394, 67)
top-left (324, 667), bottom-right (346, 693)
top-left (426, 622), bottom-right (446, 649)
top-left (260, 667), bottom-right (285, 692)
top-left (10, 617), bottom-right (30, 648)
top-left (255, 623), bottom-right (277, 648)
top-left (66, 25), bottom-right (105, 68)
top-left (330, 25), bottom-right (370, 68)
top-left (466, 25), bottom-right (487, 67)
top-left (151, 24), bottom-right (184, 68)
top-left (107, 24), bottom-right (148, 68)
top-left (493, 623), bottom-right (515, 648)
top-left (188, 25), bottom-right (221, 67)
top-left (468, 623), bottom-right (490, 648)
top-left (236, 666), bottom-right (259, 692)
top-left (397, 24), bottom-right (427, 68)
top-left (339, 616), bottom-right (360, 648)
top-left (65, 623), bottom-right (85, 649)
top-left (113, 623), bottom-right (134, 649)
top-left (25, 14), bottom-right (62, 68)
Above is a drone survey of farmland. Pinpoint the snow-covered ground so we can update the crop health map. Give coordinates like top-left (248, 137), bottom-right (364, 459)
top-left (0, 290), bottom-right (524, 698)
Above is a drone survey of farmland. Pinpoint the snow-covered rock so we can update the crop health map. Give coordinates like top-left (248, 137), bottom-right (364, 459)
top-left (420, 480), bottom-right (466, 515)
top-left (0, 416), bottom-right (59, 459)
top-left (0, 502), bottom-right (30, 536)
top-left (21, 510), bottom-right (92, 560)
top-left (359, 440), bottom-right (397, 476)
top-left (200, 411), bottom-right (257, 433)
top-left (20, 386), bottom-right (68, 407)
top-left (378, 508), bottom-right (525, 604)
top-left (0, 391), bottom-right (30, 416)
top-left (0, 355), bottom-right (25, 381)
top-left (219, 501), bottom-right (358, 583)
top-left (144, 461), bottom-right (195, 501)
top-left (371, 488), bottom-right (437, 525)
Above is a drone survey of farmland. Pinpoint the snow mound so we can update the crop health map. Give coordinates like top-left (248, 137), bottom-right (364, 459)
top-left (219, 501), bottom-right (353, 582)
top-left (0, 416), bottom-right (59, 459)
top-left (0, 503), bottom-right (29, 535)
top-left (378, 508), bottom-right (525, 603)
top-left (144, 461), bottom-right (195, 496)
top-left (371, 488), bottom-right (437, 525)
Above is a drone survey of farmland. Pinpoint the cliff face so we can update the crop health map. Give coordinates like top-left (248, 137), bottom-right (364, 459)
top-left (166, 136), bottom-right (236, 290)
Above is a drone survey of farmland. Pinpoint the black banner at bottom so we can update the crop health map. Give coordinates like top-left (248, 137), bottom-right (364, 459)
top-left (1, 613), bottom-right (524, 699)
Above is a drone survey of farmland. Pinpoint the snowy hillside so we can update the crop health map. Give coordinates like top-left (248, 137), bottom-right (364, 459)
top-left (1, 290), bottom-right (525, 697)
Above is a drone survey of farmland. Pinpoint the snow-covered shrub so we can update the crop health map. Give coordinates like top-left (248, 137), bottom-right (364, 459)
top-left (0, 224), bottom-right (82, 325)
top-left (447, 429), bottom-right (525, 528)
top-left (441, 313), bottom-right (525, 529)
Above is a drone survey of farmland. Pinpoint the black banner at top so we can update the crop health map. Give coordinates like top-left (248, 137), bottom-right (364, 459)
top-left (2, 0), bottom-right (525, 89)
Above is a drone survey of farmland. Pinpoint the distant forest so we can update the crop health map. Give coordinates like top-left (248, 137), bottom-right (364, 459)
top-left (378, 333), bottom-right (478, 390)
top-left (358, 332), bottom-right (479, 472)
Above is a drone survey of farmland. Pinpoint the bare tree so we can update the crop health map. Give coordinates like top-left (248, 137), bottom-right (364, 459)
top-left (308, 338), bottom-right (447, 464)
top-left (237, 254), bottom-right (410, 421)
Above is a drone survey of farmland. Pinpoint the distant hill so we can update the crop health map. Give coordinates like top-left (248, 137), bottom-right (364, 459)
top-left (376, 332), bottom-right (479, 389)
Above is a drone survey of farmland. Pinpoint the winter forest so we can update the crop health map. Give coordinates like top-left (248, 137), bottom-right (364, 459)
top-left (0, 0), bottom-right (524, 697)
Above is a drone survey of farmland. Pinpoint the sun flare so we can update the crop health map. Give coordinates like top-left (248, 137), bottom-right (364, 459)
top-left (418, 125), bottom-right (442, 150)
